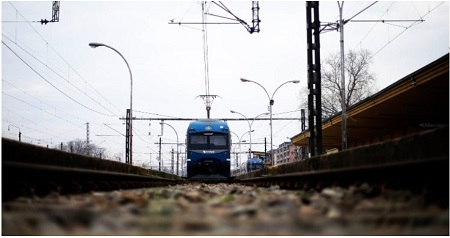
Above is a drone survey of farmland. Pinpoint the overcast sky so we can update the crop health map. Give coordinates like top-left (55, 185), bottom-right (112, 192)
top-left (2, 1), bottom-right (448, 169)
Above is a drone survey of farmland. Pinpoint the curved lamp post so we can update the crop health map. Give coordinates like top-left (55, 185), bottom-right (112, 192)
top-left (231, 130), bottom-right (253, 169)
top-left (230, 110), bottom-right (269, 158)
top-left (89, 42), bottom-right (133, 165)
top-left (160, 121), bottom-right (179, 176)
top-left (8, 124), bottom-right (21, 142)
top-left (240, 78), bottom-right (300, 165)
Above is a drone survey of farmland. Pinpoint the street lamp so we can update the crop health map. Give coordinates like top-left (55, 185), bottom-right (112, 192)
top-left (231, 130), bottom-right (253, 169)
top-left (230, 110), bottom-right (269, 158)
top-left (89, 42), bottom-right (133, 165)
top-left (8, 124), bottom-right (21, 142)
top-left (240, 78), bottom-right (300, 166)
top-left (160, 122), bottom-right (179, 175)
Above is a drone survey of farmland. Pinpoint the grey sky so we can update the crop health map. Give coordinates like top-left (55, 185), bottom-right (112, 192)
top-left (2, 1), bottom-right (448, 168)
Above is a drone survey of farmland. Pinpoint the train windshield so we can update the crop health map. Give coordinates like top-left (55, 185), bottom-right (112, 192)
top-left (188, 133), bottom-right (228, 150)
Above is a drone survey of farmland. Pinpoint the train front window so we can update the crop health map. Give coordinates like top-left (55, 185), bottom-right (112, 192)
top-left (190, 134), bottom-right (208, 145)
top-left (189, 133), bottom-right (228, 149)
top-left (210, 134), bottom-right (227, 146)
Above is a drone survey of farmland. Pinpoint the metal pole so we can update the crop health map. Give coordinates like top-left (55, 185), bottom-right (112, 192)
top-left (264, 137), bottom-right (267, 165)
top-left (230, 110), bottom-right (251, 155)
top-left (249, 112), bottom-right (269, 158)
top-left (338, 2), bottom-right (347, 150)
top-left (89, 42), bottom-right (133, 164)
top-left (231, 110), bottom-right (267, 159)
top-left (158, 137), bottom-right (162, 171)
top-left (8, 124), bottom-right (21, 142)
top-left (160, 122), bottom-right (179, 175)
top-left (269, 100), bottom-right (274, 165)
top-left (240, 78), bottom-right (299, 166)
top-left (171, 148), bottom-right (174, 174)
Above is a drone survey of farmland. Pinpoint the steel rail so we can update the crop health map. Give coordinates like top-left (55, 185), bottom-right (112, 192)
top-left (236, 158), bottom-right (449, 205)
top-left (3, 161), bottom-right (179, 201)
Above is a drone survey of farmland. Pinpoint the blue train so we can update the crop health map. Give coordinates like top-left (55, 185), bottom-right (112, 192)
top-left (247, 156), bottom-right (264, 172)
top-left (186, 119), bottom-right (231, 179)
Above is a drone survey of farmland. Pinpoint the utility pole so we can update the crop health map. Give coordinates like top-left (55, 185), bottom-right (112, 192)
top-left (264, 137), bottom-right (268, 166)
top-left (306, 1), bottom-right (323, 156)
top-left (39, 1), bottom-right (60, 25)
top-left (158, 137), bottom-right (162, 171)
top-left (319, 1), bottom-right (422, 151)
top-left (301, 109), bottom-right (306, 158)
top-left (86, 122), bottom-right (90, 144)
top-left (125, 109), bottom-right (131, 164)
top-left (338, 2), bottom-right (347, 151)
top-left (171, 148), bottom-right (175, 174)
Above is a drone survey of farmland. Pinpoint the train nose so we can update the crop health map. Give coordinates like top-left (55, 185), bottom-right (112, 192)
top-left (197, 158), bottom-right (220, 172)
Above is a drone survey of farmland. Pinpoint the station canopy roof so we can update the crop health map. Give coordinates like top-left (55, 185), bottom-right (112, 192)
top-left (292, 54), bottom-right (449, 149)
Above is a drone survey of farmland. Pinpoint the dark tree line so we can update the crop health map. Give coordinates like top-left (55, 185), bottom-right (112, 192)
top-left (59, 139), bottom-right (105, 158)
top-left (40, 137), bottom-right (124, 162)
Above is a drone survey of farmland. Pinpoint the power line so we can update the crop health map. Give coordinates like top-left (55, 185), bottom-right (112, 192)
top-left (351, 2), bottom-right (445, 58)
top-left (5, 2), bottom-right (123, 116)
top-left (2, 82), bottom-right (123, 152)
top-left (2, 117), bottom-right (72, 143)
top-left (2, 91), bottom-right (80, 126)
top-left (370, 2), bottom-right (445, 58)
top-left (2, 34), bottom-right (122, 117)
top-left (2, 41), bottom-right (117, 117)
top-left (3, 80), bottom-right (126, 156)
top-left (133, 109), bottom-right (180, 119)
top-left (3, 78), bottom-right (86, 123)
top-left (3, 3), bottom-right (128, 156)
top-left (346, 1), bottom-right (378, 23)
top-left (354, 2), bottom-right (395, 50)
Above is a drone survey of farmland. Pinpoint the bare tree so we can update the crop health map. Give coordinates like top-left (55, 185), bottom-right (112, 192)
top-left (321, 49), bottom-right (377, 118)
top-left (113, 152), bottom-right (123, 162)
top-left (298, 49), bottom-right (377, 120)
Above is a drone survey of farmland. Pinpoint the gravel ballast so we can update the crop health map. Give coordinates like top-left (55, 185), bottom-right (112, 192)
top-left (2, 183), bottom-right (448, 235)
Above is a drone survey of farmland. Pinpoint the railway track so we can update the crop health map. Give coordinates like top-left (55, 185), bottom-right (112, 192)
top-left (238, 158), bottom-right (448, 189)
top-left (235, 127), bottom-right (449, 206)
top-left (3, 127), bottom-right (449, 205)
top-left (2, 161), bottom-right (179, 201)
top-left (2, 138), bottom-right (182, 201)
top-left (2, 127), bottom-right (448, 235)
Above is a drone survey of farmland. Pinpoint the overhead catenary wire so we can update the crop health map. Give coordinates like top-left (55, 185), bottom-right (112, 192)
top-left (2, 87), bottom-right (125, 156)
top-left (354, 2), bottom-right (395, 50)
top-left (369, 2), bottom-right (445, 58)
top-left (5, 2), bottom-right (123, 115)
top-left (1, 37), bottom-right (123, 116)
top-left (2, 117), bottom-right (73, 143)
top-left (2, 41), bottom-right (126, 155)
top-left (3, 41), bottom-right (117, 117)
top-left (2, 33), bottom-right (122, 117)
top-left (133, 109), bottom-right (180, 119)
top-left (3, 3), bottom-right (171, 162)
top-left (350, 1), bottom-right (445, 59)
top-left (2, 3), bottom-right (131, 158)
top-left (5, 56), bottom-right (167, 157)
top-left (2, 90), bottom-right (122, 149)
top-left (2, 91), bottom-right (80, 126)
top-left (3, 79), bottom-right (86, 123)
top-left (203, 2), bottom-right (210, 98)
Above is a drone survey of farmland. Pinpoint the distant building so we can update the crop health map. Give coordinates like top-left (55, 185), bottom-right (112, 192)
top-left (273, 142), bottom-right (308, 165)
